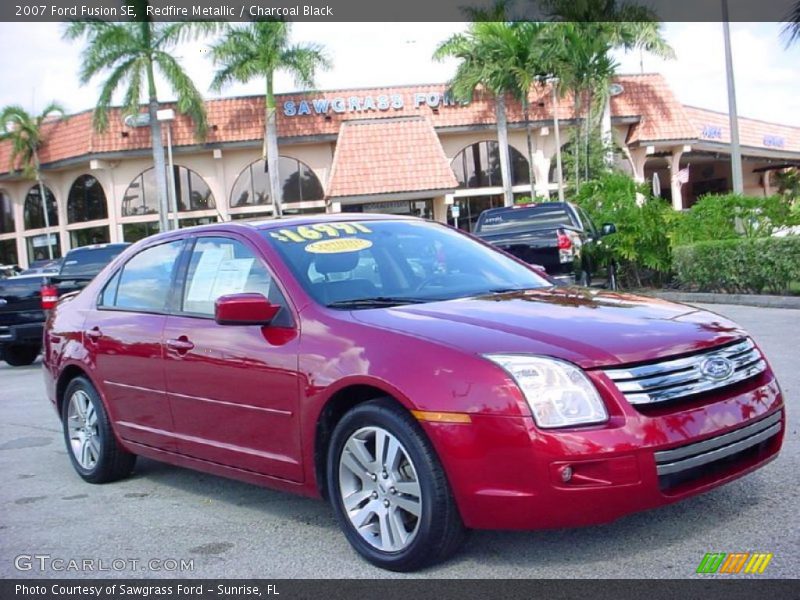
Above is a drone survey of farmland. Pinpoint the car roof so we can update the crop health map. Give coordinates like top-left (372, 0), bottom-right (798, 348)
top-left (157, 213), bottom-right (422, 236)
top-left (481, 202), bottom-right (571, 215)
top-left (64, 243), bottom-right (131, 255)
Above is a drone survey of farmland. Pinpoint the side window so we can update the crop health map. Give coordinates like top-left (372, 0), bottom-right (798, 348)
top-left (98, 270), bottom-right (121, 307)
top-left (182, 237), bottom-right (274, 317)
top-left (104, 241), bottom-right (184, 312)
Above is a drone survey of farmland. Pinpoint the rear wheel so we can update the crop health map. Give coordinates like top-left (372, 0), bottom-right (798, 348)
top-left (62, 377), bottom-right (136, 483)
top-left (327, 399), bottom-right (466, 571)
top-left (2, 344), bottom-right (40, 366)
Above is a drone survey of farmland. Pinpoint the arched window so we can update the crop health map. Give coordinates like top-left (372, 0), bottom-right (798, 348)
top-left (68, 175), bottom-right (108, 223)
top-left (122, 166), bottom-right (215, 217)
top-left (450, 141), bottom-right (529, 189)
top-left (230, 157), bottom-right (324, 208)
top-left (0, 190), bottom-right (14, 234)
top-left (24, 185), bottom-right (58, 230)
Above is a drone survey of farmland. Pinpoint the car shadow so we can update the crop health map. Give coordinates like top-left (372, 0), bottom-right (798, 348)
top-left (126, 455), bottom-right (769, 574)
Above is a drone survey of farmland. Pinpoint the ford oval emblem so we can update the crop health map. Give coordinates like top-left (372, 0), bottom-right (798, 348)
top-left (701, 356), bottom-right (734, 381)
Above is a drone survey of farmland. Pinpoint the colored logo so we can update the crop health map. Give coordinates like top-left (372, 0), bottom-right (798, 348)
top-left (700, 356), bottom-right (734, 381)
top-left (696, 552), bottom-right (773, 574)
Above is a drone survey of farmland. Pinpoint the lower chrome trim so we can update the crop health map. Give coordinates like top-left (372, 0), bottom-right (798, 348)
top-left (655, 413), bottom-right (782, 476)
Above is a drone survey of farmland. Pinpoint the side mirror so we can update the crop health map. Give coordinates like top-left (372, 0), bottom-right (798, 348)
top-left (214, 293), bottom-right (280, 326)
top-left (600, 223), bottom-right (617, 236)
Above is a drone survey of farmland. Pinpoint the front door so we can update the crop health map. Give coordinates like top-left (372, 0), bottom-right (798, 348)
top-left (163, 235), bottom-right (303, 482)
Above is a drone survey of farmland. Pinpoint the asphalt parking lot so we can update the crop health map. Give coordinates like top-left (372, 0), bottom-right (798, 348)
top-left (0, 303), bottom-right (797, 579)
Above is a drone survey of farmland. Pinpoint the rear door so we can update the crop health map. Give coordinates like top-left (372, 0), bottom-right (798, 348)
top-left (163, 235), bottom-right (303, 481)
top-left (89, 239), bottom-right (185, 450)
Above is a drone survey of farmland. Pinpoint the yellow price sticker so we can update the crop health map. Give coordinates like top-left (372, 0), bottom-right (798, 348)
top-left (305, 238), bottom-right (373, 254)
top-left (269, 222), bottom-right (373, 243)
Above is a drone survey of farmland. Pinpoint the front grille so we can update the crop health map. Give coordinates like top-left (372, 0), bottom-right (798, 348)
top-left (654, 411), bottom-right (782, 491)
top-left (603, 338), bottom-right (766, 406)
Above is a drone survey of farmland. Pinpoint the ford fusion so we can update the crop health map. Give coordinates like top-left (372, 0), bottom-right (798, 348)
top-left (43, 215), bottom-right (784, 571)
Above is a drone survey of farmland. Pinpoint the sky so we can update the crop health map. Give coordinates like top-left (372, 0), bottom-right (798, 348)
top-left (0, 22), bottom-right (798, 125)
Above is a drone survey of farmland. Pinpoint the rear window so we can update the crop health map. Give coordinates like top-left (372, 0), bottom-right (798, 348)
top-left (59, 246), bottom-right (126, 278)
top-left (476, 205), bottom-right (576, 234)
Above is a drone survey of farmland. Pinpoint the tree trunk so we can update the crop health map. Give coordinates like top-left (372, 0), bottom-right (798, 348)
top-left (523, 96), bottom-right (536, 198)
top-left (147, 100), bottom-right (169, 233)
top-left (145, 53), bottom-right (169, 234)
top-left (495, 94), bottom-right (514, 207)
top-left (33, 151), bottom-right (53, 260)
top-left (573, 94), bottom-right (581, 189)
top-left (265, 74), bottom-right (283, 218)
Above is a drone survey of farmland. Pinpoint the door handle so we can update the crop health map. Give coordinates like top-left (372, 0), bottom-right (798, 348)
top-left (85, 327), bottom-right (102, 341)
top-left (166, 337), bottom-right (195, 354)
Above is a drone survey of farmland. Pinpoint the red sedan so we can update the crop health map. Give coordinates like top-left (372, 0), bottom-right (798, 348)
top-left (43, 215), bottom-right (784, 571)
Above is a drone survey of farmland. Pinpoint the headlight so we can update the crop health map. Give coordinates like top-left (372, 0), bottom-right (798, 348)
top-left (485, 355), bottom-right (608, 428)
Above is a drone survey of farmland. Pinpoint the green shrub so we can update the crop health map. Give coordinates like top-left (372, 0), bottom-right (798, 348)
top-left (672, 193), bottom-right (799, 245)
top-left (575, 173), bottom-right (674, 287)
top-left (673, 236), bottom-right (800, 295)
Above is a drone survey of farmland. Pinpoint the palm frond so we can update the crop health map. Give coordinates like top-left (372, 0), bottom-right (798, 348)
top-left (153, 50), bottom-right (208, 138)
top-left (782, 0), bottom-right (800, 46)
top-left (280, 43), bottom-right (331, 89)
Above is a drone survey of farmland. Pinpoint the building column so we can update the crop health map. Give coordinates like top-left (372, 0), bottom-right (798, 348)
top-left (627, 147), bottom-right (648, 183)
top-left (432, 195), bottom-right (448, 223)
top-left (532, 148), bottom-right (551, 198)
top-left (668, 147), bottom-right (684, 211)
top-left (762, 169), bottom-right (770, 197)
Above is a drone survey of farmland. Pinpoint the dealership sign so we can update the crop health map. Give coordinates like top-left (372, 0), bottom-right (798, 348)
top-left (283, 91), bottom-right (467, 117)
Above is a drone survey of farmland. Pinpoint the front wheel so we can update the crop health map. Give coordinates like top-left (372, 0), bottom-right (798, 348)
top-left (62, 377), bottom-right (136, 483)
top-left (327, 399), bottom-right (466, 571)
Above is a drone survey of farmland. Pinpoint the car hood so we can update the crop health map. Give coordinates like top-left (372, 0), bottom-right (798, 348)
top-left (350, 287), bottom-right (747, 369)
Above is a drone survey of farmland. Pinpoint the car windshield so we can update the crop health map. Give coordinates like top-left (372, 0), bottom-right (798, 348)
top-left (476, 205), bottom-right (575, 234)
top-left (263, 219), bottom-right (551, 308)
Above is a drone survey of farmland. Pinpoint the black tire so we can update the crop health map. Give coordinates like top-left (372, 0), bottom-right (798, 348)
top-left (3, 344), bottom-right (40, 366)
top-left (62, 376), bottom-right (136, 484)
top-left (327, 398), bottom-right (466, 571)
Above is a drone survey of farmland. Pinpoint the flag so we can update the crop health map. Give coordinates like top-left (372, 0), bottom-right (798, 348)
top-left (677, 167), bottom-right (690, 184)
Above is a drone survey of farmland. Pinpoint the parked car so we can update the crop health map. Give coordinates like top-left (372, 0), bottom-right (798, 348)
top-left (0, 244), bottom-right (128, 366)
top-left (473, 202), bottom-right (616, 287)
top-left (43, 216), bottom-right (784, 571)
top-left (19, 258), bottom-right (63, 276)
top-left (0, 264), bottom-right (21, 279)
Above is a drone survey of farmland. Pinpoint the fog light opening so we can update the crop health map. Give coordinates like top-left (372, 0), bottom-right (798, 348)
top-left (560, 465), bottom-right (573, 483)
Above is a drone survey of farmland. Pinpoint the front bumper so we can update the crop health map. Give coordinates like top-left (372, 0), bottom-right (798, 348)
top-left (421, 372), bottom-right (784, 530)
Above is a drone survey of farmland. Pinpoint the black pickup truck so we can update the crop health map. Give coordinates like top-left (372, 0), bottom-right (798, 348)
top-left (0, 243), bottom-right (128, 366)
top-left (473, 202), bottom-right (616, 287)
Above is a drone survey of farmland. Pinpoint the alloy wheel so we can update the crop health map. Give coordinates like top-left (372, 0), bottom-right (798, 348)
top-left (338, 426), bottom-right (422, 552)
top-left (66, 390), bottom-right (101, 470)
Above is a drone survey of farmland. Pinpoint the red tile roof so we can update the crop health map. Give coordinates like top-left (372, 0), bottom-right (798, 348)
top-left (684, 106), bottom-right (800, 153)
top-left (1, 74), bottom-right (797, 177)
top-left (611, 73), bottom-right (697, 144)
top-left (326, 117), bottom-right (458, 199)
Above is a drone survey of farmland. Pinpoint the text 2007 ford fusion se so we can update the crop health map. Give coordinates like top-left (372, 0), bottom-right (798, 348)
top-left (43, 215), bottom-right (784, 571)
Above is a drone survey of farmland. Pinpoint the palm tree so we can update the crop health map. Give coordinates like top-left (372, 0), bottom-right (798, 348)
top-left (537, 1), bottom-right (674, 187)
top-left (0, 103), bottom-right (65, 259)
top-left (783, 0), bottom-right (800, 45)
top-left (210, 20), bottom-right (330, 218)
top-left (64, 2), bottom-right (213, 232)
top-left (435, 22), bottom-right (520, 206)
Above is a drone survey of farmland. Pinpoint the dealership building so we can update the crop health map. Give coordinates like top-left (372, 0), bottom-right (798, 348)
top-left (1, 73), bottom-right (798, 268)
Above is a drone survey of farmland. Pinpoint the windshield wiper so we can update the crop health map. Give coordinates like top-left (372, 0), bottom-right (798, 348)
top-left (326, 296), bottom-right (431, 309)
